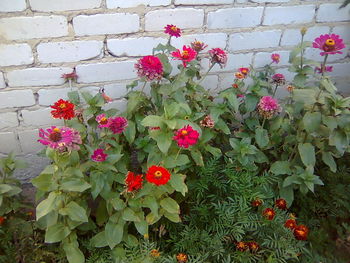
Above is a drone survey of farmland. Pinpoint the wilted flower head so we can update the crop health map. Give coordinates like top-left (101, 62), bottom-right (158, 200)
top-left (258, 96), bottom-right (281, 119)
top-left (271, 53), bottom-right (280, 64)
top-left (200, 115), bottom-right (215, 128)
top-left (209, 48), bottom-right (227, 68)
top-left (315, 66), bottom-right (333, 74)
top-left (171, 45), bottom-right (197, 67)
top-left (125, 171), bottom-right (143, 192)
top-left (191, 39), bottom-right (208, 52)
top-left (91, 149), bottom-right (108, 162)
top-left (164, 24), bottom-right (181, 38)
top-left (108, 116), bottom-right (128, 134)
top-left (287, 85), bottom-right (295, 93)
top-left (173, 125), bottom-right (200, 148)
top-left (313, 34), bottom-right (346, 56)
top-left (135, 55), bottom-right (164, 81)
top-left (50, 99), bottom-right (75, 120)
top-left (62, 69), bottom-right (78, 81)
top-left (272, 73), bottom-right (286, 85)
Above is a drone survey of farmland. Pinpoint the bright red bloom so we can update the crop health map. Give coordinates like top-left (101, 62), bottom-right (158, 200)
top-left (171, 45), bottom-right (197, 67)
top-left (146, 165), bottom-right (171, 186)
top-left (209, 48), bottom-right (227, 68)
top-left (173, 125), bottom-right (200, 148)
top-left (271, 53), bottom-right (280, 64)
top-left (263, 208), bottom-right (275, 220)
top-left (91, 149), bottom-right (108, 162)
top-left (164, 24), bottom-right (181, 38)
top-left (176, 253), bottom-right (188, 263)
top-left (313, 34), bottom-right (346, 56)
top-left (108, 117), bottom-right (128, 134)
top-left (275, 198), bottom-right (287, 210)
top-left (236, 241), bottom-right (248, 252)
top-left (135, 55), bottom-right (164, 81)
top-left (251, 199), bottom-right (263, 207)
top-left (125, 171), bottom-right (143, 192)
top-left (232, 83), bottom-right (239, 89)
top-left (247, 241), bottom-right (259, 252)
top-left (50, 99), bottom-right (75, 120)
top-left (239, 67), bottom-right (250, 76)
top-left (0, 216), bottom-right (5, 225)
top-left (284, 219), bottom-right (297, 230)
top-left (191, 40), bottom-right (208, 52)
top-left (294, 225), bottom-right (309, 240)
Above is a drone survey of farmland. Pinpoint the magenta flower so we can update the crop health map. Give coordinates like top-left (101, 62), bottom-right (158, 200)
top-left (173, 125), bottom-right (200, 148)
top-left (91, 149), bottom-right (108, 162)
top-left (96, 114), bottom-right (110, 128)
top-left (164, 24), bottom-right (181, 38)
top-left (38, 126), bottom-right (82, 151)
top-left (258, 96), bottom-right (281, 119)
top-left (135, 55), bottom-right (164, 81)
top-left (108, 117), bottom-right (128, 134)
top-left (271, 53), bottom-right (280, 64)
top-left (315, 66), bottom-right (333, 74)
top-left (208, 48), bottom-right (227, 68)
top-left (312, 34), bottom-right (346, 56)
top-left (272, 73), bottom-right (286, 85)
top-left (171, 45), bottom-right (197, 67)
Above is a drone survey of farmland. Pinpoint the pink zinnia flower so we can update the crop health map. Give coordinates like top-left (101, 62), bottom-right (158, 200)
top-left (164, 24), bottom-right (181, 38)
top-left (271, 53), bottom-right (280, 64)
top-left (171, 45), bottom-right (197, 67)
top-left (312, 34), bottom-right (346, 56)
top-left (209, 48), bottom-right (227, 68)
top-left (135, 55), bottom-right (164, 81)
top-left (96, 114), bottom-right (110, 128)
top-left (91, 149), bottom-right (108, 162)
top-left (38, 126), bottom-right (82, 151)
top-left (315, 66), bottom-right (333, 74)
top-left (108, 116), bottom-right (128, 134)
top-left (257, 96), bottom-right (281, 119)
top-left (272, 73), bottom-right (286, 85)
top-left (239, 67), bottom-right (250, 76)
top-left (173, 125), bottom-right (200, 148)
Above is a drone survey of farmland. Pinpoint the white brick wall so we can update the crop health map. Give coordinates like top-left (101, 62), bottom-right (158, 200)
top-left (18, 129), bottom-right (44, 154)
top-left (0, 112), bottom-right (18, 130)
top-left (175, 0), bottom-right (232, 5)
top-left (29, 0), bottom-right (101, 12)
top-left (0, 132), bottom-right (21, 154)
top-left (0, 0), bottom-right (26, 12)
top-left (317, 4), bottom-right (350, 22)
top-left (0, 90), bottom-right (35, 109)
top-left (107, 0), bottom-right (171, 8)
top-left (0, 44), bottom-right (33, 67)
top-left (281, 26), bottom-right (330, 46)
top-left (263, 5), bottom-right (315, 25)
top-left (37, 88), bottom-right (70, 106)
top-left (171, 33), bottom-right (227, 49)
top-left (21, 108), bottom-right (63, 127)
top-left (0, 73), bottom-right (6, 89)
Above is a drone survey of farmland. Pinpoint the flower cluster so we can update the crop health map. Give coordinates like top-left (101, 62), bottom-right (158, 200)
top-left (257, 96), bottom-right (281, 119)
top-left (135, 55), bottom-right (164, 81)
top-left (191, 40), bottom-right (207, 53)
top-left (284, 217), bottom-right (309, 241)
top-left (96, 114), bottom-right (128, 134)
top-left (235, 241), bottom-right (259, 253)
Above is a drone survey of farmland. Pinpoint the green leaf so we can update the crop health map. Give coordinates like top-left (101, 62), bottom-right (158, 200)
top-left (270, 161), bottom-right (292, 175)
top-left (63, 240), bottom-right (85, 263)
top-left (63, 201), bottom-right (88, 223)
top-left (123, 121), bottom-right (136, 144)
top-left (153, 131), bottom-right (172, 154)
top-left (322, 116), bottom-right (338, 131)
top-left (60, 177), bottom-right (91, 192)
top-left (45, 223), bottom-right (70, 243)
top-left (329, 130), bottom-right (348, 155)
top-left (298, 143), bottom-right (316, 167)
top-left (302, 112), bottom-right (321, 133)
top-left (90, 172), bottom-right (105, 199)
top-left (245, 94), bottom-right (259, 112)
top-left (68, 91), bottom-right (80, 105)
top-left (164, 102), bottom-right (180, 118)
top-left (279, 185), bottom-right (294, 207)
top-left (146, 212), bottom-right (160, 225)
top-left (90, 231), bottom-right (108, 247)
top-left (191, 149), bottom-right (204, 166)
top-left (0, 184), bottom-right (13, 194)
top-left (32, 173), bottom-right (56, 192)
top-left (163, 211), bottom-right (181, 223)
top-left (141, 115), bottom-right (164, 127)
top-left (36, 192), bottom-right (58, 220)
top-left (122, 208), bottom-right (140, 222)
top-left (105, 221), bottom-right (124, 249)
top-left (215, 119), bottom-right (230, 135)
top-left (169, 174), bottom-right (188, 196)
top-left (110, 197), bottom-right (126, 211)
top-left (81, 91), bottom-right (93, 104)
top-left (134, 220), bottom-right (148, 236)
top-left (322, 152), bottom-right (337, 172)
top-left (293, 89), bottom-right (317, 105)
top-left (160, 197), bottom-right (179, 214)
top-left (143, 196), bottom-right (158, 216)
top-left (255, 127), bottom-right (269, 148)
top-left (205, 145), bottom-right (222, 157)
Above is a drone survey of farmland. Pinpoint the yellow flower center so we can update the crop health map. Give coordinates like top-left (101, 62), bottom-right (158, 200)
top-left (59, 103), bottom-right (66, 109)
top-left (325, 39), bottom-right (335, 46)
top-left (181, 130), bottom-right (188, 135)
top-left (154, 171), bottom-right (162, 178)
top-left (53, 128), bottom-right (61, 132)
top-left (100, 117), bottom-right (108, 124)
top-left (181, 50), bottom-right (189, 59)
top-left (171, 26), bottom-right (177, 32)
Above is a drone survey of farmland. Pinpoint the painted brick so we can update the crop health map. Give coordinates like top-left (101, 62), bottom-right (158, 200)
top-left (328, 63), bottom-right (350, 78)
top-left (317, 4), bottom-right (350, 22)
top-left (334, 78), bottom-right (350, 96)
top-left (0, 0), bottom-right (26, 12)
top-left (202, 53), bottom-right (254, 73)
top-left (304, 47), bottom-right (348, 63)
top-left (220, 73), bottom-right (253, 90)
top-left (73, 14), bottom-right (139, 36)
top-left (107, 0), bottom-right (171, 8)
top-left (29, 0), bottom-right (101, 12)
top-left (102, 99), bottom-right (127, 112)
top-left (251, 0), bottom-right (289, 2)
top-left (0, 16), bottom-right (68, 41)
top-left (281, 26), bottom-right (330, 46)
top-left (37, 41), bottom-right (103, 63)
top-left (145, 9), bottom-right (204, 31)
top-left (38, 88), bottom-right (70, 106)
top-left (76, 61), bottom-right (136, 83)
top-left (0, 90), bottom-right (35, 109)
top-left (228, 31), bottom-right (282, 51)
top-left (171, 33), bottom-right (227, 49)
top-left (0, 44), bottom-right (33, 67)
top-left (175, 0), bottom-right (232, 5)
top-left (0, 112), bottom-right (18, 130)
top-left (104, 83), bottom-right (129, 99)
top-left (263, 5), bottom-right (315, 25)
top-left (18, 129), bottom-right (44, 154)
top-left (201, 75), bottom-right (219, 91)
top-left (254, 50), bottom-right (290, 68)
top-left (0, 132), bottom-right (21, 154)
top-left (332, 25), bottom-right (350, 43)
top-left (107, 37), bottom-right (167, 57)
top-left (7, 67), bottom-right (72, 87)
top-left (208, 7), bottom-right (264, 29)
top-left (21, 108), bottom-right (63, 127)
top-left (0, 73), bottom-right (5, 89)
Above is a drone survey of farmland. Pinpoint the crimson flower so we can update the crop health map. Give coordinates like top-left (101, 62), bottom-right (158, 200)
top-left (164, 24), bottom-right (181, 38)
top-left (284, 219), bottom-right (297, 230)
top-left (313, 34), bottom-right (346, 56)
top-left (247, 241), bottom-right (259, 252)
top-left (91, 149), bottom-right (108, 162)
top-left (108, 117), bottom-right (128, 134)
top-left (272, 73), bottom-right (286, 85)
top-left (275, 198), bottom-right (287, 210)
top-left (125, 171), bottom-right (143, 192)
top-left (251, 199), bottom-right (263, 207)
top-left (135, 55), bottom-right (164, 81)
top-left (271, 53), bottom-right (280, 64)
top-left (209, 48), bottom-right (227, 68)
top-left (171, 45), bottom-right (197, 67)
top-left (294, 225), bottom-right (309, 240)
top-left (146, 165), bottom-right (171, 186)
top-left (50, 99), bottom-right (75, 120)
top-left (239, 67), bottom-right (250, 76)
top-left (263, 208), bottom-right (275, 220)
top-left (173, 125), bottom-right (200, 148)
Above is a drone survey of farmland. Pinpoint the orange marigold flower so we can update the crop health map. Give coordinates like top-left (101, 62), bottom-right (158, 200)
top-left (146, 165), bottom-right (171, 186)
top-left (294, 224), bottom-right (309, 241)
top-left (176, 253), bottom-right (188, 262)
top-left (125, 171), bottom-right (143, 192)
top-left (239, 67), bottom-right (250, 76)
top-left (251, 199), bottom-right (263, 207)
top-left (0, 216), bottom-right (5, 225)
top-left (150, 249), bottom-right (161, 257)
top-left (235, 72), bottom-right (245, 79)
top-left (275, 198), bottom-right (287, 210)
top-left (247, 241), bottom-right (259, 252)
top-left (284, 219), bottom-right (297, 230)
top-left (164, 24), bottom-right (181, 38)
top-left (236, 241), bottom-right (248, 252)
top-left (50, 99), bottom-right (75, 120)
top-left (263, 208), bottom-right (275, 220)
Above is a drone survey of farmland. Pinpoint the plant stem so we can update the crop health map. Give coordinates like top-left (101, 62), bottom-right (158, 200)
top-left (272, 84), bottom-right (278, 98)
top-left (300, 34), bottom-right (305, 71)
top-left (321, 54), bottom-right (329, 77)
top-left (174, 148), bottom-right (182, 161)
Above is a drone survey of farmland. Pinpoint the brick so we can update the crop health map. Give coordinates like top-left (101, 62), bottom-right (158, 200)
top-left (29, 0), bottom-right (101, 12)
top-left (0, 112), bottom-right (18, 130)
top-left (76, 61), bottom-right (136, 83)
top-left (281, 26), bottom-right (330, 46)
top-left (175, 0), bottom-right (232, 4)
top-left (0, 44), bottom-right (33, 67)
top-left (0, 73), bottom-right (5, 89)
top-left (335, 78), bottom-right (350, 96)
top-left (107, 37), bottom-right (167, 57)
top-left (254, 50), bottom-right (290, 68)
top-left (38, 88), bottom-right (70, 106)
top-left (21, 108), bottom-right (63, 127)
top-left (317, 4), bottom-right (350, 22)
top-left (0, 16), bottom-right (68, 41)
top-left (201, 53), bottom-right (254, 73)
top-left (0, 0), bottom-right (26, 12)
top-left (0, 132), bottom-right (21, 154)
top-left (263, 5), bottom-right (315, 25)
top-left (0, 90), bottom-right (35, 109)
top-left (37, 41), bottom-right (103, 63)
top-left (73, 14), bottom-right (139, 36)
top-left (208, 7), bottom-right (263, 29)
top-left (304, 47), bottom-right (347, 63)
top-left (171, 33), bottom-right (227, 49)
top-left (228, 31), bottom-right (282, 51)
top-left (102, 99), bottom-right (127, 112)
top-left (18, 129), bottom-right (44, 154)
top-left (251, 0), bottom-right (289, 2)
top-left (332, 25), bottom-right (350, 43)
top-left (200, 75), bottom-right (219, 91)
top-left (104, 83), bottom-right (129, 99)
top-left (328, 63), bottom-right (350, 78)
top-left (107, 0), bottom-right (171, 8)
top-left (145, 8), bottom-right (204, 31)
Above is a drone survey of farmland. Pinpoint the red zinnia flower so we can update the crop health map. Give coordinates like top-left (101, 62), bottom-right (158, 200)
top-left (173, 125), bottom-right (200, 148)
top-left (50, 99), bottom-right (75, 120)
top-left (146, 165), bottom-right (171, 186)
top-left (313, 34), bottom-right (346, 56)
top-left (0, 216), bottom-right (5, 225)
top-left (251, 199), bottom-right (263, 207)
top-left (271, 53), bottom-right (280, 64)
top-left (135, 55), bottom-right (164, 81)
top-left (108, 117), bottom-right (128, 134)
top-left (125, 171), bottom-right (143, 192)
top-left (171, 45), bottom-right (197, 67)
top-left (275, 198), bottom-right (287, 210)
top-left (235, 241), bottom-right (248, 252)
top-left (239, 67), bottom-right (250, 76)
top-left (91, 149), bottom-right (108, 162)
top-left (191, 40), bottom-right (208, 53)
top-left (164, 24), bottom-right (181, 38)
top-left (209, 48), bottom-right (227, 68)
top-left (293, 224), bottom-right (309, 240)
top-left (247, 241), bottom-right (259, 252)
top-left (284, 219), bottom-right (297, 230)
top-left (176, 253), bottom-right (188, 263)
top-left (263, 208), bottom-right (275, 220)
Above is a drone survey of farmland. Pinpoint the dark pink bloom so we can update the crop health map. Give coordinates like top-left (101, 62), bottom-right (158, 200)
top-left (173, 125), bottom-right (200, 148)
top-left (271, 53), bottom-right (280, 64)
top-left (91, 149), bottom-right (108, 162)
top-left (164, 24), bottom-right (181, 38)
top-left (191, 40), bottom-right (208, 52)
top-left (272, 73), bottom-right (286, 85)
top-left (239, 67), bottom-right (250, 76)
top-left (315, 66), bottom-right (333, 74)
top-left (96, 114), bottom-right (111, 128)
top-left (135, 55), bottom-right (164, 81)
top-left (258, 96), bottom-right (281, 119)
top-left (38, 126), bottom-right (82, 151)
top-left (312, 34), bottom-right (346, 56)
top-left (171, 45), bottom-right (197, 67)
top-left (108, 117), bottom-right (128, 134)
top-left (209, 48), bottom-right (227, 68)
